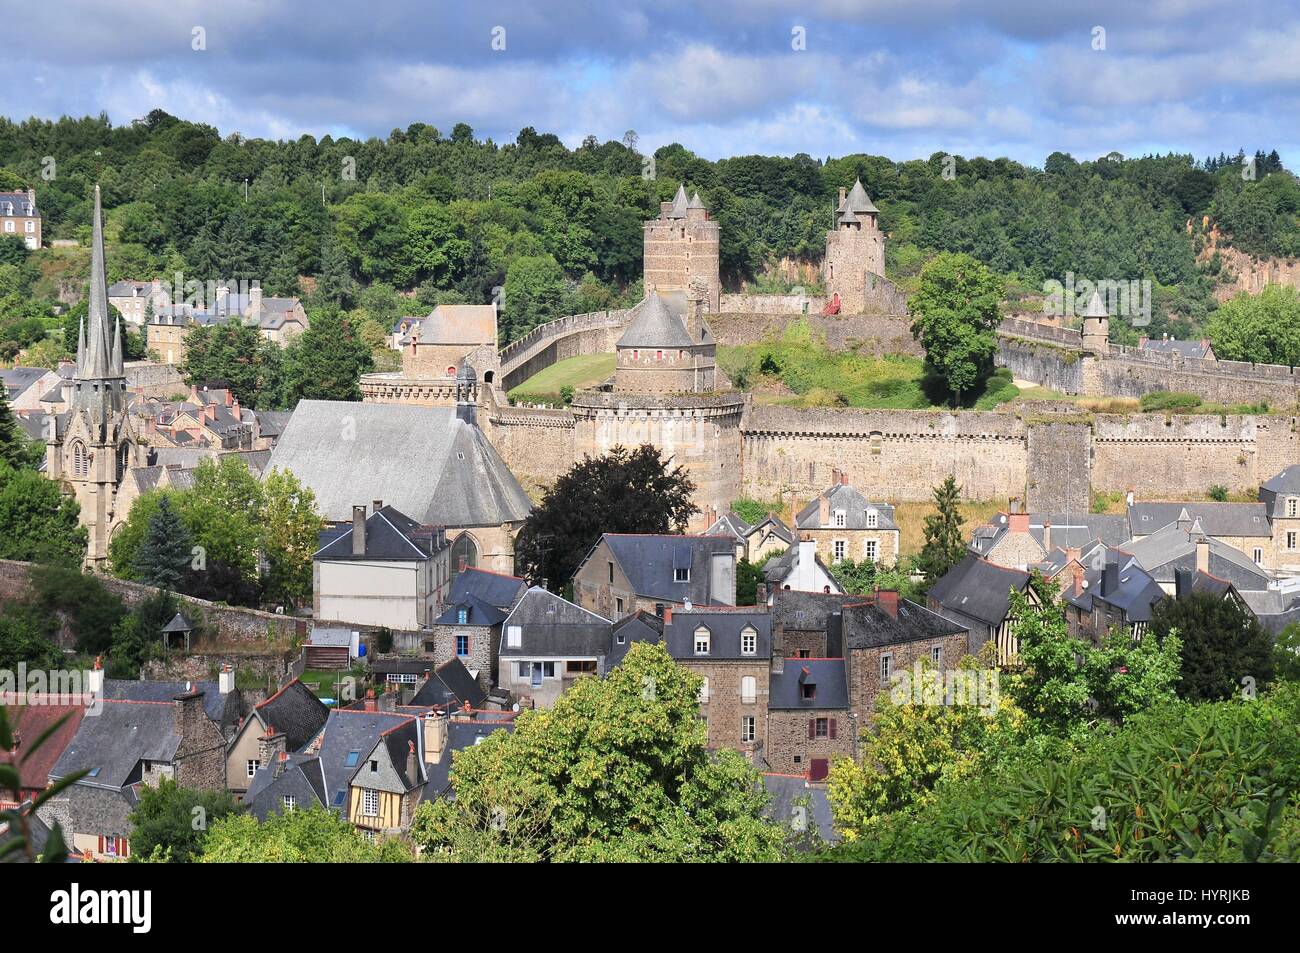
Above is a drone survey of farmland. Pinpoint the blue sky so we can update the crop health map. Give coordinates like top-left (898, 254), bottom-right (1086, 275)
top-left (6, 0), bottom-right (1299, 167)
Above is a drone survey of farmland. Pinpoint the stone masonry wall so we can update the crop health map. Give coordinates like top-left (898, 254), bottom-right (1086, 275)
top-left (709, 311), bottom-right (921, 356)
top-left (765, 708), bottom-right (855, 776)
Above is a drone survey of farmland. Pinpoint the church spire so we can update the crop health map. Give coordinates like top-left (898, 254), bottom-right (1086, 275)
top-left (81, 184), bottom-right (120, 380)
top-left (76, 314), bottom-right (86, 376)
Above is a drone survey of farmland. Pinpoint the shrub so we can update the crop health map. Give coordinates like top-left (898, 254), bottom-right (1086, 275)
top-left (1139, 390), bottom-right (1201, 412)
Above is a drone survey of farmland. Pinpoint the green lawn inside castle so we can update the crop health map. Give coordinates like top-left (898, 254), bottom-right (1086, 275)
top-left (509, 318), bottom-right (1022, 411)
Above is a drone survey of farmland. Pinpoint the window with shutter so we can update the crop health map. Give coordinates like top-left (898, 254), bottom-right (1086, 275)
top-left (829, 718), bottom-right (838, 739)
top-left (807, 719), bottom-right (815, 739)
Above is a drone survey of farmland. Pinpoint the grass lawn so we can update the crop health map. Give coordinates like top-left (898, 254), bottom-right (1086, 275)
top-left (508, 353), bottom-right (615, 403)
top-left (299, 668), bottom-right (362, 704)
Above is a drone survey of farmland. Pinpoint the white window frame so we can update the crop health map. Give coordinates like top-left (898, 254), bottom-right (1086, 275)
top-left (693, 627), bottom-right (710, 655)
top-left (740, 675), bottom-right (757, 704)
top-left (931, 645), bottom-right (943, 665)
top-left (864, 539), bottom-right (878, 562)
top-left (833, 509), bottom-right (846, 528)
top-left (866, 508), bottom-right (878, 528)
top-left (740, 626), bottom-right (757, 656)
top-left (879, 653), bottom-right (892, 687)
top-left (698, 677), bottom-right (709, 704)
top-left (1289, 532), bottom-right (1297, 552)
top-left (1289, 498), bottom-right (1298, 518)
top-left (741, 715), bottom-right (756, 744)
top-left (282, 795), bottom-right (297, 811)
top-left (246, 759), bottom-right (260, 779)
top-left (674, 566), bottom-right (690, 583)
top-left (362, 788), bottom-right (379, 817)
top-left (833, 539), bottom-right (846, 562)
top-left (507, 625), bottom-right (522, 648)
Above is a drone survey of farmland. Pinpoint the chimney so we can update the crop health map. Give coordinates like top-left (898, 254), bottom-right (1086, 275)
top-left (372, 499), bottom-right (383, 513)
top-left (423, 712), bottom-right (448, 763)
top-left (1070, 563), bottom-right (1086, 597)
top-left (172, 685), bottom-right (207, 745)
top-left (257, 724), bottom-right (287, 770)
top-left (87, 656), bottom-right (104, 696)
top-left (249, 283), bottom-right (263, 315)
top-left (838, 186), bottom-right (847, 206)
top-left (1009, 509), bottom-right (1030, 535)
top-left (662, 605), bottom-right (673, 625)
top-left (364, 688), bottom-right (377, 712)
top-left (771, 653), bottom-right (784, 676)
top-left (406, 739), bottom-right (417, 783)
top-left (876, 590), bottom-right (899, 619)
top-left (219, 664), bottom-right (234, 695)
top-left (352, 505), bottom-right (367, 556)
top-left (1126, 488), bottom-right (1135, 507)
top-left (831, 467), bottom-right (841, 486)
top-left (756, 582), bottom-right (768, 605)
top-left (840, 470), bottom-right (848, 486)
top-left (1065, 545), bottom-right (1081, 566)
top-left (378, 688), bottom-right (397, 712)
top-left (818, 493), bottom-right (830, 525)
top-left (1042, 520), bottom-right (1051, 553)
top-left (1195, 537), bottom-right (1210, 574)
top-left (1103, 561), bottom-right (1119, 596)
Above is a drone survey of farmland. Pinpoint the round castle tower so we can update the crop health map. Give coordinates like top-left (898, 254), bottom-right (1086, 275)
top-left (822, 178), bottom-right (886, 314)
top-left (642, 184), bottom-right (721, 315)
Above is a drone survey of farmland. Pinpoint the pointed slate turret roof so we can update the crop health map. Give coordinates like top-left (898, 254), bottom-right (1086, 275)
top-left (81, 185), bottom-right (124, 382)
top-left (1083, 290), bottom-right (1109, 319)
top-left (687, 191), bottom-right (705, 210)
top-left (665, 183), bottom-right (689, 218)
top-left (838, 178), bottom-right (878, 215)
top-left (617, 291), bottom-right (713, 349)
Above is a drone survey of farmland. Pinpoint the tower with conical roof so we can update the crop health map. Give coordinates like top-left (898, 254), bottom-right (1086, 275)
top-left (642, 183), bottom-right (720, 314)
top-left (1081, 290), bottom-right (1111, 355)
top-left (45, 185), bottom-right (142, 567)
top-left (822, 178), bottom-right (886, 314)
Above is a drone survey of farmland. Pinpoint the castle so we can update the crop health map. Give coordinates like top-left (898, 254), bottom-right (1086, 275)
top-left (43, 186), bottom-right (147, 568)
top-left (822, 179), bottom-right (887, 314)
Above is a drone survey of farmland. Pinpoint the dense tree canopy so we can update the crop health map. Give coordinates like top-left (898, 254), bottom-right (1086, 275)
top-left (1150, 591), bottom-right (1275, 702)
top-left (909, 252), bottom-right (1005, 404)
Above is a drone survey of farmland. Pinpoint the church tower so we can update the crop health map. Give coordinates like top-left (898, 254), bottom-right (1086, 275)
top-left (45, 185), bottom-right (144, 568)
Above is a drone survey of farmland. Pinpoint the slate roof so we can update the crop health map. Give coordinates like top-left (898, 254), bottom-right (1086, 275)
top-left (842, 597), bottom-right (968, 649)
top-left (314, 505), bottom-right (447, 561)
top-left (1, 366), bottom-right (49, 400)
top-left (435, 593), bottom-right (507, 627)
top-left (661, 609), bottom-right (771, 660)
top-left (244, 752), bottom-right (328, 821)
top-left (771, 589), bottom-right (854, 636)
top-left (796, 484), bottom-right (897, 530)
top-left (1121, 524), bottom-right (1271, 592)
top-left (313, 709), bottom-right (416, 813)
top-left (1127, 502), bottom-right (1270, 539)
top-left (599, 533), bottom-right (737, 605)
top-left (664, 183), bottom-right (689, 218)
top-left (762, 774), bottom-right (836, 842)
top-left (48, 700), bottom-right (180, 789)
top-left (409, 657), bottom-right (489, 710)
top-left (607, 610), bottom-right (665, 667)
top-left (254, 409), bottom-right (293, 439)
top-left (100, 678), bottom-right (241, 730)
top-left (37, 783), bottom-right (137, 842)
top-left (616, 290), bottom-right (713, 349)
top-left (969, 511), bottom-right (1129, 558)
top-left (1140, 338), bottom-right (1212, 359)
top-left (161, 612), bottom-right (192, 633)
top-left (499, 587), bottom-right (612, 658)
top-left (0, 191), bottom-right (37, 216)
top-left (253, 679), bottom-right (330, 752)
top-left (769, 659), bottom-right (849, 710)
top-left (420, 304), bottom-right (497, 345)
top-left (448, 566), bottom-right (526, 610)
top-left (748, 514), bottom-right (793, 545)
top-left (926, 554), bottom-right (1030, 628)
top-left (837, 179), bottom-right (879, 215)
top-left (1061, 553), bottom-right (1166, 624)
top-left (704, 511), bottom-right (753, 543)
top-left (266, 400), bottom-right (532, 528)
top-left (1262, 464), bottom-right (1300, 496)
top-left (762, 545), bottom-right (840, 592)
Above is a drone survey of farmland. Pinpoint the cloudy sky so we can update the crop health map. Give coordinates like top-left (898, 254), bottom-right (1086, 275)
top-left (7, 0), bottom-right (1299, 167)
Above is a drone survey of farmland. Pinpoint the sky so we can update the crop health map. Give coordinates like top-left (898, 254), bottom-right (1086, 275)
top-left (5, 0), bottom-right (1299, 168)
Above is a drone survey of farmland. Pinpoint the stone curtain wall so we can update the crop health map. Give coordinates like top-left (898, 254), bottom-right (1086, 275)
top-left (1096, 346), bottom-right (1300, 406)
top-left (740, 407), bottom-right (1028, 504)
top-left (498, 310), bottom-right (628, 392)
top-left (997, 337), bottom-right (1084, 393)
top-left (710, 311), bottom-right (922, 357)
top-left (1025, 415), bottom-right (1091, 512)
top-left (124, 361), bottom-right (186, 398)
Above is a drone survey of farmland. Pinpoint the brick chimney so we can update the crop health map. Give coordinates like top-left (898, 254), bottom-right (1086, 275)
top-left (875, 590), bottom-right (899, 619)
top-left (663, 605), bottom-right (673, 625)
top-left (352, 505), bottom-right (367, 556)
top-left (1196, 537), bottom-right (1210, 574)
top-left (818, 493), bottom-right (830, 525)
top-left (1070, 563), bottom-right (1086, 597)
top-left (1042, 520), bottom-right (1051, 553)
top-left (405, 739), bottom-right (417, 783)
top-left (258, 724), bottom-right (287, 770)
top-left (364, 688), bottom-right (377, 712)
top-left (1009, 509), bottom-right (1030, 534)
top-left (839, 469), bottom-right (849, 486)
top-left (831, 467), bottom-right (841, 486)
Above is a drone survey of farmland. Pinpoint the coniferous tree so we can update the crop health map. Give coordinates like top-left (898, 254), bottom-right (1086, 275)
top-left (917, 475), bottom-right (965, 581)
top-left (134, 495), bottom-right (193, 591)
top-left (0, 384), bottom-right (27, 469)
top-left (1150, 591), bottom-right (1275, 702)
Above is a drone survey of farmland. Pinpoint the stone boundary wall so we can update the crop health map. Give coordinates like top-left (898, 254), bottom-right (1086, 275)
top-left (719, 293), bottom-right (825, 314)
top-left (997, 318), bottom-right (1083, 348)
top-left (710, 311), bottom-right (921, 356)
top-left (997, 336), bottom-right (1083, 393)
top-left (142, 652), bottom-right (289, 685)
top-left (498, 310), bottom-right (628, 390)
top-left (0, 559), bottom-right (301, 648)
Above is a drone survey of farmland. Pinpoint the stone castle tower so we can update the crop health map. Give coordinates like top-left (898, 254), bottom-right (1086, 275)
top-left (45, 185), bottom-right (145, 568)
top-left (643, 184), bottom-right (720, 314)
top-left (613, 280), bottom-right (717, 394)
top-left (1081, 290), bottom-right (1111, 354)
top-left (822, 178), bottom-right (886, 314)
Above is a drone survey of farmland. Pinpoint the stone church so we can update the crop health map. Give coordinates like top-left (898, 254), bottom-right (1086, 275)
top-left (44, 186), bottom-right (147, 568)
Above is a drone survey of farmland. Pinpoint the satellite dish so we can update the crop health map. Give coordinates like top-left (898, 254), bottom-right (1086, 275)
top-left (512, 703), bottom-right (520, 712)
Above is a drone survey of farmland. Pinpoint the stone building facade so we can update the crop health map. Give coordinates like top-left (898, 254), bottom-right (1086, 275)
top-left (823, 179), bottom-right (886, 314)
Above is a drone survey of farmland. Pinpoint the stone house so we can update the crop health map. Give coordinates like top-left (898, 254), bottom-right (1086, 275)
top-left (766, 658), bottom-right (852, 778)
top-left (1044, 546), bottom-right (1166, 642)
top-left (224, 677), bottom-right (329, 800)
top-left (968, 504), bottom-right (1129, 571)
top-left (1122, 523), bottom-right (1271, 596)
top-left (417, 566), bottom-right (526, 690)
top-left (108, 279), bottom-right (171, 326)
top-left (498, 588), bottom-right (612, 708)
top-left (573, 533), bottom-right (737, 619)
top-left (0, 188), bottom-right (40, 249)
top-left (763, 536), bottom-right (841, 597)
top-left (613, 288), bottom-right (717, 394)
top-left (660, 607), bottom-right (772, 760)
top-left (795, 471), bottom-right (900, 566)
top-left (313, 503), bottom-right (451, 631)
top-left (703, 509), bottom-right (793, 564)
top-left (402, 303), bottom-right (500, 383)
top-left (822, 179), bottom-right (885, 315)
top-left (1256, 465), bottom-right (1300, 574)
top-left (407, 657), bottom-right (489, 710)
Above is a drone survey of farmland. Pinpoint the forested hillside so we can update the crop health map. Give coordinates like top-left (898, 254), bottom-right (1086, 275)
top-left (1, 109), bottom-right (1297, 347)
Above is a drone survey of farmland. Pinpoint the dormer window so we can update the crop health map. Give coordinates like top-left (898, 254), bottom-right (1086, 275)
top-left (833, 509), bottom-right (846, 528)
top-left (674, 567), bottom-right (690, 583)
top-left (800, 682), bottom-right (816, 701)
top-left (740, 626), bottom-right (757, 655)
top-left (694, 627), bottom-right (710, 655)
top-left (457, 607), bottom-right (469, 625)
top-left (866, 508), bottom-right (878, 528)
top-left (1288, 498), bottom-right (1298, 518)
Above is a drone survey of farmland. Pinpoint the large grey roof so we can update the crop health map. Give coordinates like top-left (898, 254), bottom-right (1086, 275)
top-left (500, 587), bottom-right (611, 658)
top-left (1061, 553), bottom-right (1166, 623)
top-left (314, 709), bottom-right (416, 813)
top-left (662, 609), bottom-right (771, 660)
top-left (315, 505), bottom-right (445, 561)
top-left (49, 700), bottom-right (180, 789)
top-left (36, 782), bottom-right (136, 842)
top-left (1121, 525), bottom-right (1271, 592)
top-left (265, 400), bottom-right (532, 528)
top-left (762, 774), bottom-right (836, 842)
top-left (245, 753), bottom-right (328, 820)
top-left (1262, 465), bottom-right (1300, 496)
top-left (842, 597), bottom-right (967, 649)
top-left (435, 593), bottom-right (507, 627)
top-left (970, 512), bottom-right (1129, 559)
top-left (926, 554), bottom-right (1030, 628)
top-left (769, 659), bottom-right (848, 710)
top-left (1140, 338), bottom-right (1211, 359)
top-left (409, 657), bottom-right (488, 710)
top-left (449, 566), bottom-right (526, 610)
top-left (837, 179), bottom-right (878, 215)
top-left (796, 485), bottom-right (897, 530)
top-left (1128, 502), bottom-right (1269, 539)
top-left (600, 533), bottom-right (736, 605)
top-left (101, 678), bottom-right (240, 728)
top-left (616, 291), bottom-right (712, 349)
top-left (1, 366), bottom-right (48, 400)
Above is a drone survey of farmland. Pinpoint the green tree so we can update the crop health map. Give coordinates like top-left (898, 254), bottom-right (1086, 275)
top-left (514, 445), bottom-right (697, 590)
top-left (107, 589), bottom-right (176, 679)
top-left (501, 253), bottom-right (565, 341)
top-left (917, 475), bottom-right (965, 581)
top-left (736, 557), bottom-right (765, 606)
top-left (134, 495), bottom-right (193, 590)
top-left (1274, 622), bottom-right (1300, 683)
top-left (281, 308), bottom-right (373, 403)
top-left (1150, 591), bottom-right (1275, 702)
top-left (1205, 285), bottom-right (1300, 367)
top-left (128, 778), bottom-right (241, 862)
top-left (0, 602), bottom-right (64, 671)
top-left (0, 385), bottom-right (30, 469)
top-left (0, 461), bottom-right (86, 563)
top-left (411, 642), bottom-right (782, 861)
top-left (909, 252), bottom-right (1004, 405)
top-left (260, 468), bottom-right (324, 609)
top-left (197, 806), bottom-right (411, 863)
top-left (27, 563), bottom-right (127, 656)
